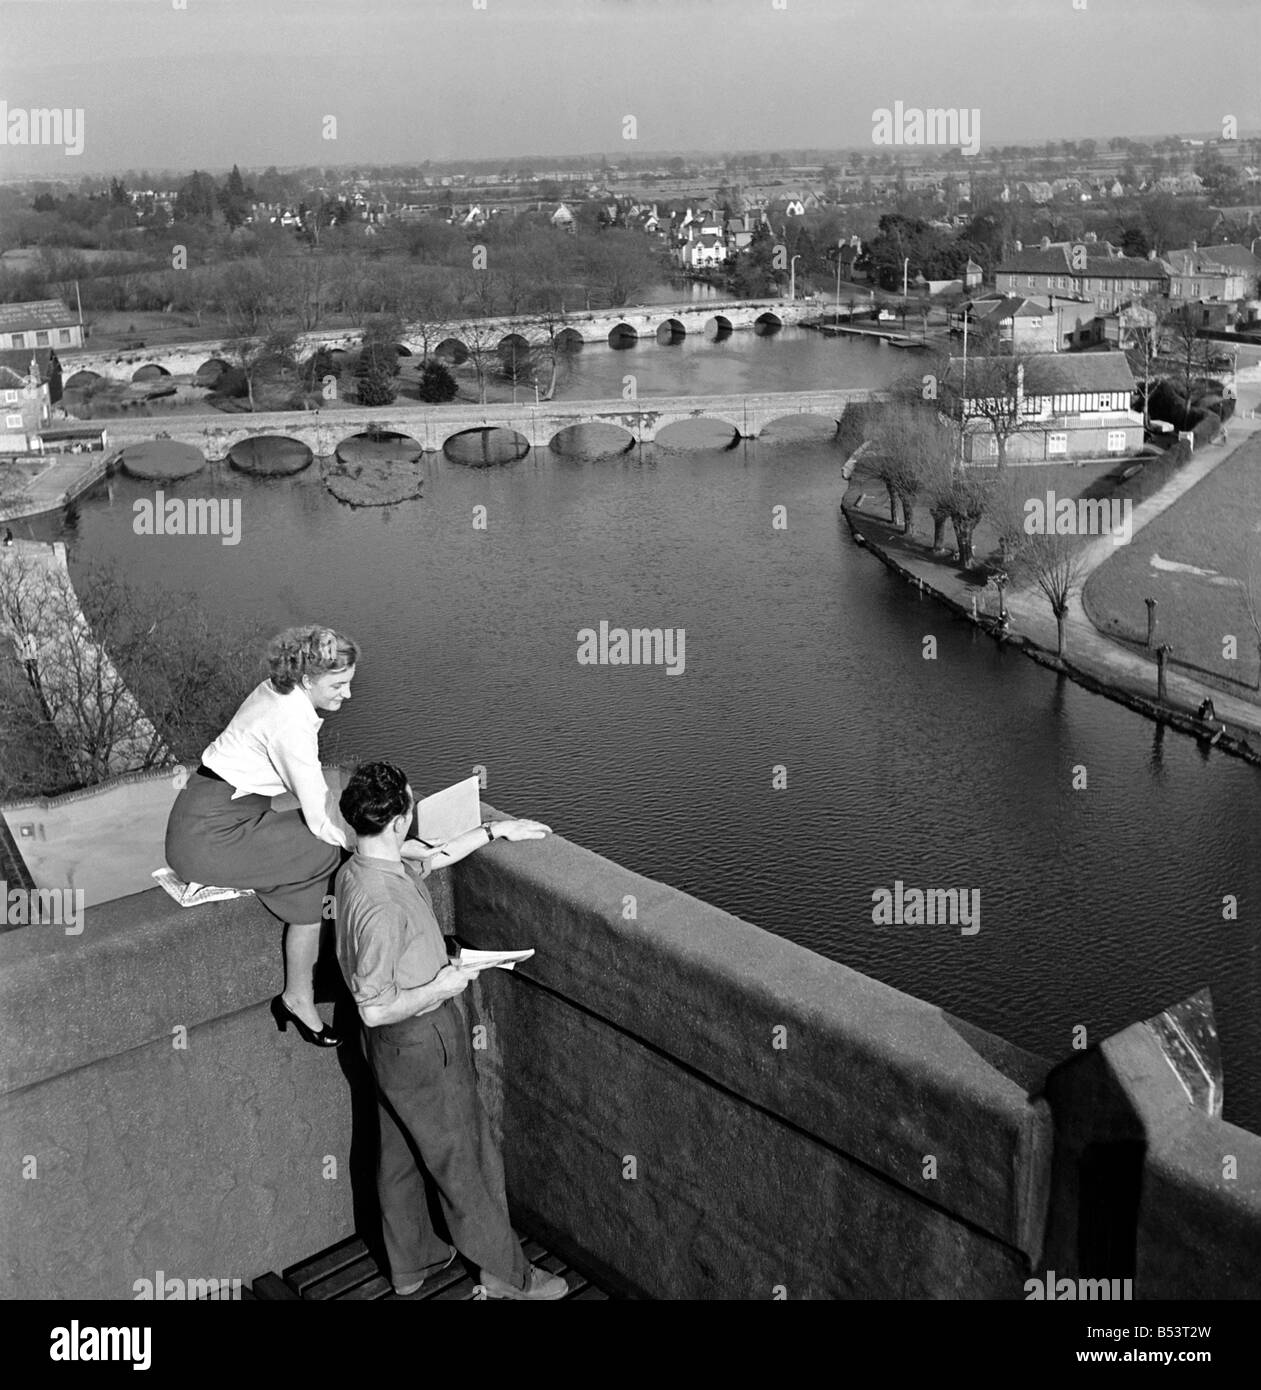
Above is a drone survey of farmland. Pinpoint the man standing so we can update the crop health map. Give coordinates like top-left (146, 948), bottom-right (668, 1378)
top-left (334, 760), bottom-right (566, 1300)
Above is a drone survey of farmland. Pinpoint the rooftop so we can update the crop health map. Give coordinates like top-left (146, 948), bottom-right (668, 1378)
top-left (0, 299), bottom-right (80, 332)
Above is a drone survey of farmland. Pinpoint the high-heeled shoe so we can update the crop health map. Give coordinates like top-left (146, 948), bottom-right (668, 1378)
top-left (271, 994), bottom-right (342, 1048)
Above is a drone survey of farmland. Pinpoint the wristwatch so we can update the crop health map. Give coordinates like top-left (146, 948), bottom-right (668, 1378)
top-left (481, 820), bottom-right (497, 842)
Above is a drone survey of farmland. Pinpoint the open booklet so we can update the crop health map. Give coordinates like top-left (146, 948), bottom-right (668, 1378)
top-left (152, 867), bottom-right (255, 908)
top-left (413, 774), bottom-right (484, 847)
top-left (453, 947), bottom-right (535, 973)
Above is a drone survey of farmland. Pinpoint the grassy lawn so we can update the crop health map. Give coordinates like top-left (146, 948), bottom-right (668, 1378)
top-left (1083, 431), bottom-right (1261, 696)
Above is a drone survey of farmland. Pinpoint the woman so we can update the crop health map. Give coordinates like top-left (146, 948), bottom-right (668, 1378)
top-left (165, 625), bottom-right (359, 1048)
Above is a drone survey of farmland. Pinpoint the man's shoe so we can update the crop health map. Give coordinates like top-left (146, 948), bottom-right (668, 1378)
top-left (393, 1245), bottom-right (457, 1296)
top-left (480, 1263), bottom-right (568, 1300)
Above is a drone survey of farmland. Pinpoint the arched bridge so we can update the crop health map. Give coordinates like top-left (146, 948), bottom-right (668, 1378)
top-left (61, 299), bottom-right (817, 384)
top-left (96, 389), bottom-right (888, 462)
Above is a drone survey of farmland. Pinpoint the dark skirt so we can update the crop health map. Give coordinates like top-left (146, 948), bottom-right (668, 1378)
top-left (164, 772), bottom-right (341, 925)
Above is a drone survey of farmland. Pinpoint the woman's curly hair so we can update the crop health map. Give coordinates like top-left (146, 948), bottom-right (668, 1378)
top-left (266, 625), bottom-right (360, 694)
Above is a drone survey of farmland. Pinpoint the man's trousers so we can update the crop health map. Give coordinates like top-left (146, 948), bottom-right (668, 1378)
top-left (364, 997), bottom-right (527, 1290)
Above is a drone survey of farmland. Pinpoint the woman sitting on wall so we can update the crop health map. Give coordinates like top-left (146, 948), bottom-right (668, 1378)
top-left (164, 625), bottom-right (362, 1049)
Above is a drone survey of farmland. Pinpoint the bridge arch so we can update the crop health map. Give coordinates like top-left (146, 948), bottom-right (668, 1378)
top-left (758, 412), bottom-right (842, 441)
top-left (65, 369), bottom-right (104, 389)
top-left (226, 435), bottom-right (314, 475)
top-left (442, 425), bottom-right (530, 465)
top-left (132, 363), bottom-right (172, 382)
top-left (607, 323), bottom-right (638, 349)
top-left (548, 421), bottom-right (637, 455)
top-left (434, 337), bottom-right (470, 365)
top-left (555, 328), bottom-right (585, 352)
top-left (497, 332), bottom-right (530, 356)
top-left (654, 416), bottom-right (743, 449)
top-left (753, 312), bottom-right (783, 333)
top-left (655, 318), bottom-right (686, 344)
top-left (194, 357), bottom-right (231, 385)
top-left (335, 429), bottom-right (423, 461)
top-left (703, 315), bottom-right (734, 339)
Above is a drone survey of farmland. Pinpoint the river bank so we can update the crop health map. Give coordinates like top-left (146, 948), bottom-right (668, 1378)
top-left (838, 489), bottom-right (1261, 766)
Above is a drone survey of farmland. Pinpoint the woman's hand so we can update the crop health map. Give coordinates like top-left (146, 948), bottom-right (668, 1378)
top-left (491, 819), bottom-right (551, 842)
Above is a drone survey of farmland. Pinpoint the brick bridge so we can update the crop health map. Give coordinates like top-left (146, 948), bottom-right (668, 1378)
top-left (61, 298), bottom-right (818, 384)
top-left (96, 388), bottom-right (888, 461)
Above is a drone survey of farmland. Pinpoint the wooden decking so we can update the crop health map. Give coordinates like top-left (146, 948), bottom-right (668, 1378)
top-left (252, 1231), bottom-right (613, 1301)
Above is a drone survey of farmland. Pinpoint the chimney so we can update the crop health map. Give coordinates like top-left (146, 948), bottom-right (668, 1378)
top-left (1148, 248), bottom-right (1157, 260)
top-left (1041, 236), bottom-right (1051, 250)
top-left (1014, 238), bottom-right (1023, 252)
top-left (1190, 239), bottom-right (1197, 253)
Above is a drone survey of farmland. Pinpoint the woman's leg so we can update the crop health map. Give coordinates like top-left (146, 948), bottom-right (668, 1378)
top-left (282, 921), bottom-right (325, 1031)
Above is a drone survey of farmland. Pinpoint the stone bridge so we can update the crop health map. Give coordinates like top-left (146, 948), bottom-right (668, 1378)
top-left (95, 388), bottom-right (887, 462)
top-left (60, 299), bottom-right (818, 384)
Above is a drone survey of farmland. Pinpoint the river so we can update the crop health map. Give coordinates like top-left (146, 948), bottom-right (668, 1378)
top-left (29, 325), bottom-right (1261, 1129)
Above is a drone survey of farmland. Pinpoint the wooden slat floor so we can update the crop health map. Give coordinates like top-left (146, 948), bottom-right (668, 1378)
top-left (253, 1231), bottom-right (613, 1301)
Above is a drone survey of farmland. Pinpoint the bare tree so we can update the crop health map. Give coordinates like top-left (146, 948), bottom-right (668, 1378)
top-left (224, 329), bottom-right (299, 411)
top-left (864, 404), bottom-right (958, 536)
top-left (0, 556), bottom-right (259, 795)
top-left (1016, 530), bottom-right (1090, 659)
top-left (945, 349), bottom-right (1051, 468)
top-left (1159, 303), bottom-right (1213, 414)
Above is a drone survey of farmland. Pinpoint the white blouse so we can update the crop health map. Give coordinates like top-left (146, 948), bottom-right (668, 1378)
top-left (200, 680), bottom-right (352, 850)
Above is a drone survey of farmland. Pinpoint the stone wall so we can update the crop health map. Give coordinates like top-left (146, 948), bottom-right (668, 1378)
top-left (1, 816), bottom-right (1257, 1299)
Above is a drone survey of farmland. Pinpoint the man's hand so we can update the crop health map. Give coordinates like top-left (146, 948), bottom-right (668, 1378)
top-left (429, 964), bottom-right (475, 1001)
top-left (490, 818), bottom-right (551, 842)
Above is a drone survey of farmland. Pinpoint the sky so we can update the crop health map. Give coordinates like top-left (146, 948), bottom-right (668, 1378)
top-left (0, 0), bottom-right (1258, 175)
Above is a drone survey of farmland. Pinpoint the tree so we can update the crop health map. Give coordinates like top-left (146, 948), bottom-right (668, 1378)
top-left (174, 170), bottom-right (218, 223)
top-left (1160, 304), bottom-right (1213, 410)
top-left (358, 369), bottom-right (397, 407)
top-left (864, 404), bottom-right (958, 536)
top-left (0, 557), bottom-right (259, 795)
top-left (224, 329), bottom-right (298, 411)
top-left (417, 360), bottom-right (458, 403)
top-left (1016, 530), bottom-right (1090, 659)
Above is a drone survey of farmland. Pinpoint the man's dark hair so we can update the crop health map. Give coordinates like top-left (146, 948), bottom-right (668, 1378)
top-left (340, 761), bottom-right (412, 836)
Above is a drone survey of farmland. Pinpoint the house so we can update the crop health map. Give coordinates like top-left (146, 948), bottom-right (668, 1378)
top-left (964, 258), bottom-right (983, 290)
top-left (1068, 301), bottom-right (1158, 350)
top-left (0, 299), bottom-right (84, 352)
top-left (549, 203), bottom-right (575, 231)
top-left (678, 230), bottom-right (727, 270)
top-left (963, 296), bottom-right (1062, 353)
top-left (943, 351), bottom-right (1141, 463)
top-left (1164, 242), bottom-right (1261, 303)
top-left (995, 239), bottom-right (1166, 313)
top-left (0, 354), bottom-right (54, 453)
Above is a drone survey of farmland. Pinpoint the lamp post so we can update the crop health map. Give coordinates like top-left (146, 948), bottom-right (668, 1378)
top-left (835, 241), bottom-right (843, 324)
top-left (789, 253), bottom-right (801, 302)
top-left (1144, 597), bottom-right (1157, 650)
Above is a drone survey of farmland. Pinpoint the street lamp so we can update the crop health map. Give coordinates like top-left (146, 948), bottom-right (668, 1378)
top-left (789, 253), bottom-right (801, 302)
top-left (835, 241), bottom-right (843, 324)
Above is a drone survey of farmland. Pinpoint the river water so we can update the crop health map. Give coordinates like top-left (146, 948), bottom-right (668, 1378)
top-left (33, 325), bottom-right (1261, 1129)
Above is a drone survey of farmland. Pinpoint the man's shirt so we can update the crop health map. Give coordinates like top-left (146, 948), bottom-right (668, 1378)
top-left (334, 851), bottom-right (447, 1017)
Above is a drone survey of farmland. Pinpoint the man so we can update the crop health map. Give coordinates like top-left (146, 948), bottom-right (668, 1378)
top-left (334, 760), bottom-right (566, 1300)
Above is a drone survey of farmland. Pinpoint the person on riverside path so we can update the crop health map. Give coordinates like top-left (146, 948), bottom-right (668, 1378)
top-left (333, 760), bottom-right (566, 1299)
top-left (164, 624), bottom-right (363, 1048)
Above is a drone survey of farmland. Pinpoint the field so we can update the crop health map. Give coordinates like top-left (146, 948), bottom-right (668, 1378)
top-left (1082, 431), bottom-right (1261, 696)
